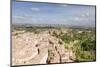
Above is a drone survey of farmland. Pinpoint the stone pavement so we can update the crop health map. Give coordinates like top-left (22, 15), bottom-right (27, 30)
top-left (12, 30), bottom-right (75, 66)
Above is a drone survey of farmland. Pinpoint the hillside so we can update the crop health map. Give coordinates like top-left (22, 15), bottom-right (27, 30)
top-left (12, 27), bottom-right (96, 66)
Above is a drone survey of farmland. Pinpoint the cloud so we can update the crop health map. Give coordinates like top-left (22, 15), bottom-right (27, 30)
top-left (22, 14), bottom-right (33, 18)
top-left (13, 15), bottom-right (24, 19)
top-left (30, 7), bottom-right (40, 12)
top-left (60, 4), bottom-right (68, 7)
top-left (80, 12), bottom-right (91, 17)
top-left (74, 17), bottom-right (81, 21)
top-left (75, 11), bottom-right (95, 21)
top-left (73, 12), bottom-right (95, 22)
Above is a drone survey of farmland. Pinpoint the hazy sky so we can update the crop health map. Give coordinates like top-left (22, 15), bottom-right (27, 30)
top-left (12, 0), bottom-right (96, 27)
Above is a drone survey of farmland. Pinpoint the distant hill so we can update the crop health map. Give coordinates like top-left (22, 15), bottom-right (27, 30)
top-left (12, 22), bottom-right (95, 30)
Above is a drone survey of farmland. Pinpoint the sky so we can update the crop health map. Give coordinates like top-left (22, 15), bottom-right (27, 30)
top-left (12, 0), bottom-right (96, 27)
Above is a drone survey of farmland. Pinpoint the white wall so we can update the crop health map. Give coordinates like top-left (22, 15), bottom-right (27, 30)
top-left (0, 0), bottom-right (100, 67)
